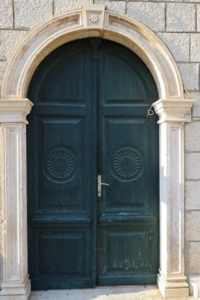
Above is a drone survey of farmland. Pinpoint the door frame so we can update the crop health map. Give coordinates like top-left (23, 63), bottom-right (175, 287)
top-left (0, 4), bottom-right (194, 299)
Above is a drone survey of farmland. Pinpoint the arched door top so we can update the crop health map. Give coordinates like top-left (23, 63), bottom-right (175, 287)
top-left (2, 4), bottom-right (184, 100)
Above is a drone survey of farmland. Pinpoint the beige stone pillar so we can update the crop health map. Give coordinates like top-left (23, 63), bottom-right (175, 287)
top-left (153, 99), bottom-right (194, 298)
top-left (0, 99), bottom-right (33, 300)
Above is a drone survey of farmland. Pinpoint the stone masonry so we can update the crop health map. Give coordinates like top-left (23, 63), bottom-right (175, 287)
top-left (0, 0), bottom-right (200, 296)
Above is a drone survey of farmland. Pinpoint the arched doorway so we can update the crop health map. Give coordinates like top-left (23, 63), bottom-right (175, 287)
top-left (27, 38), bottom-right (159, 289)
top-left (0, 5), bottom-right (194, 299)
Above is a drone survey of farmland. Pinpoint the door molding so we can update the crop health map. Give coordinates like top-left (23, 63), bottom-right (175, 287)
top-left (0, 4), bottom-right (194, 299)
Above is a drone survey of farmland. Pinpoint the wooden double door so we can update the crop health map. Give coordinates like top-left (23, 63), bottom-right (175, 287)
top-left (27, 38), bottom-right (159, 289)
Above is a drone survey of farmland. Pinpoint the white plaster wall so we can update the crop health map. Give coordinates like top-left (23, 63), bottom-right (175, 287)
top-left (0, 0), bottom-right (200, 295)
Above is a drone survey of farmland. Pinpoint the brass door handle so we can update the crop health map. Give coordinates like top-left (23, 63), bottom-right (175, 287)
top-left (98, 175), bottom-right (110, 197)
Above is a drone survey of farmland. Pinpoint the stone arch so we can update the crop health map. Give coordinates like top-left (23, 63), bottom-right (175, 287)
top-left (0, 4), bottom-right (194, 300)
top-left (2, 5), bottom-right (183, 99)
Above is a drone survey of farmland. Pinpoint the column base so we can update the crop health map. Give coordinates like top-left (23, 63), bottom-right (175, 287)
top-left (0, 276), bottom-right (31, 300)
top-left (158, 270), bottom-right (189, 298)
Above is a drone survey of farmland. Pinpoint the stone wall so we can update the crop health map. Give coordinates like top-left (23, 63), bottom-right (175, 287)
top-left (0, 0), bottom-right (200, 295)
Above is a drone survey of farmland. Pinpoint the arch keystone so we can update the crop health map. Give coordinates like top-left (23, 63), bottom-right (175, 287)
top-left (83, 4), bottom-right (105, 28)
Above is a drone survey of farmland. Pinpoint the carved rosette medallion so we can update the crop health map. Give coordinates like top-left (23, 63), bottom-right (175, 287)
top-left (45, 146), bottom-right (77, 182)
top-left (112, 146), bottom-right (143, 181)
top-left (90, 14), bottom-right (99, 24)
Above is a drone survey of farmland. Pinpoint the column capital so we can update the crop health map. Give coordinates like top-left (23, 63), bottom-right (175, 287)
top-left (153, 98), bottom-right (194, 124)
top-left (0, 98), bottom-right (33, 124)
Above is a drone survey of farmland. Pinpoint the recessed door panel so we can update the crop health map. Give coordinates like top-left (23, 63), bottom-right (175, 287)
top-left (101, 54), bottom-right (148, 104)
top-left (40, 53), bottom-right (87, 103)
top-left (100, 117), bottom-right (148, 209)
top-left (27, 38), bottom-right (159, 289)
top-left (98, 221), bottom-right (158, 285)
top-left (39, 230), bottom-right (89, 276)
top-left (37, 116), bottom-right (87, 211)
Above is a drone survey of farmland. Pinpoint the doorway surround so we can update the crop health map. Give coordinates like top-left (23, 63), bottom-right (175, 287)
top-left (0, 4), bottom-right (194, 299)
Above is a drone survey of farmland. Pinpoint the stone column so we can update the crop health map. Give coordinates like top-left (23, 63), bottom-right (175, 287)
top-left (153, 99), bottom-right (194, 298)
top-left (0, 99), bottom-right (33, 300)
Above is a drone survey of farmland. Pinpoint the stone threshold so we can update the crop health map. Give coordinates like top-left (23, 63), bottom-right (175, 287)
top-left (29, 285), bottom-right (194, 300)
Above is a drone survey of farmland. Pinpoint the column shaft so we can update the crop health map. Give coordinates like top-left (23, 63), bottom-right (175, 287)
top-left (0, 99), bottom-right (32, 300)
top-left (153, 98), bottom-right (194, 298)
top-left (158, 122), bottom-right (188, 297)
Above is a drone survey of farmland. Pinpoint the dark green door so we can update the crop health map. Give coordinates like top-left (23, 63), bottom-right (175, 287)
top-left (27, 38), bottom-right (159, 290)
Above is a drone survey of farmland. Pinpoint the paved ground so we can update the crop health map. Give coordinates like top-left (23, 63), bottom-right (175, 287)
top-left (29, 285), bottom-right (195, 300)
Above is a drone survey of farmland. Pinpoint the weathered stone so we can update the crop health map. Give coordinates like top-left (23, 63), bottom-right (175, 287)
top-left (191, 34), bottom-right (200, 62)
top-left (185, 181), bottom-right (200, 210)
top-left (15, 0), bottom-right (52, 29)
top-left (54, 0), bottom-right (90, 15)
top-left (127, 2), bottom-right (165, 32)
top-left (0, 30), bottom-right (28, 61)
top-left (157, 33), bottom-right (189, 62)
top-left (186, 211), bottom-right (200, 241)
top-left (178, 63), bottom-right (199, 90)
top-left (185, 121), bottom-right (200, 151)
top-left (186, 242), bottom-right (200, 274)
top-left (94, 1), bottom-right (126, 13)
top-left (0, 0), bottom-right (13, 29)
top-left (166, 3), bottom-right (195, 32)
top-left (186, 153), bottom-right (200, 180)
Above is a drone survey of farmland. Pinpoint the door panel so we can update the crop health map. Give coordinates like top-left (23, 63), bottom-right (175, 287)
top-left (100, 117), bottom-right (148, 208)
top-left (98, 223), bottom-right (157, 285)
top-left (27, 38), bottom-right (159, 289)
top-left (27, 40), bottom-right (95, 289)
top-left (40, 52), bottom-right (87, 103)
top-left (97, 41), bottom-right (159, 285)
top-left (37, 117), bottom-right (85, 210)
top-left (101, 54), bottom-right (148, 104)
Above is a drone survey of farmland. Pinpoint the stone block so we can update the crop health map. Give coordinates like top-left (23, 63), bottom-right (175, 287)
top-left (15, 0), bottom-right (53, 29)
top-left (188, 276), bottom-right (200, 298)
top-left (0, 30), bottom-right (28, 61)
top-left (191, 34), bottom-right (200, 62)
top-left (186, 153), bottom-right (200, 180)
top-left (186, 211), bottom-right (200, 241)
top-left (178, 63), bottom-right (199, 91)
top-left (94, 1), bottom-right (126, 13)
top-left (0, 0), bottom-right (13, 29)
top-left (185, 242), bottom-right (200, 274)
top-left (197, 5), bottom-right (200, 32)
top-left (166, 3), bottom-right (195, 32)
top-left (157, 33), bottom-right (189, 62)
top-left (0, 62), bottom-right (7, 97)
top-left (54, 0), bottom-right (90, 15)
top-left (190, 91), bottom-right (200, 118)
top-left (127, 2), bottom-right (165, 32)
top-left (185, 181), bottom-right (200, 210)
top-left (185, 121), bottom-right (200, 151)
